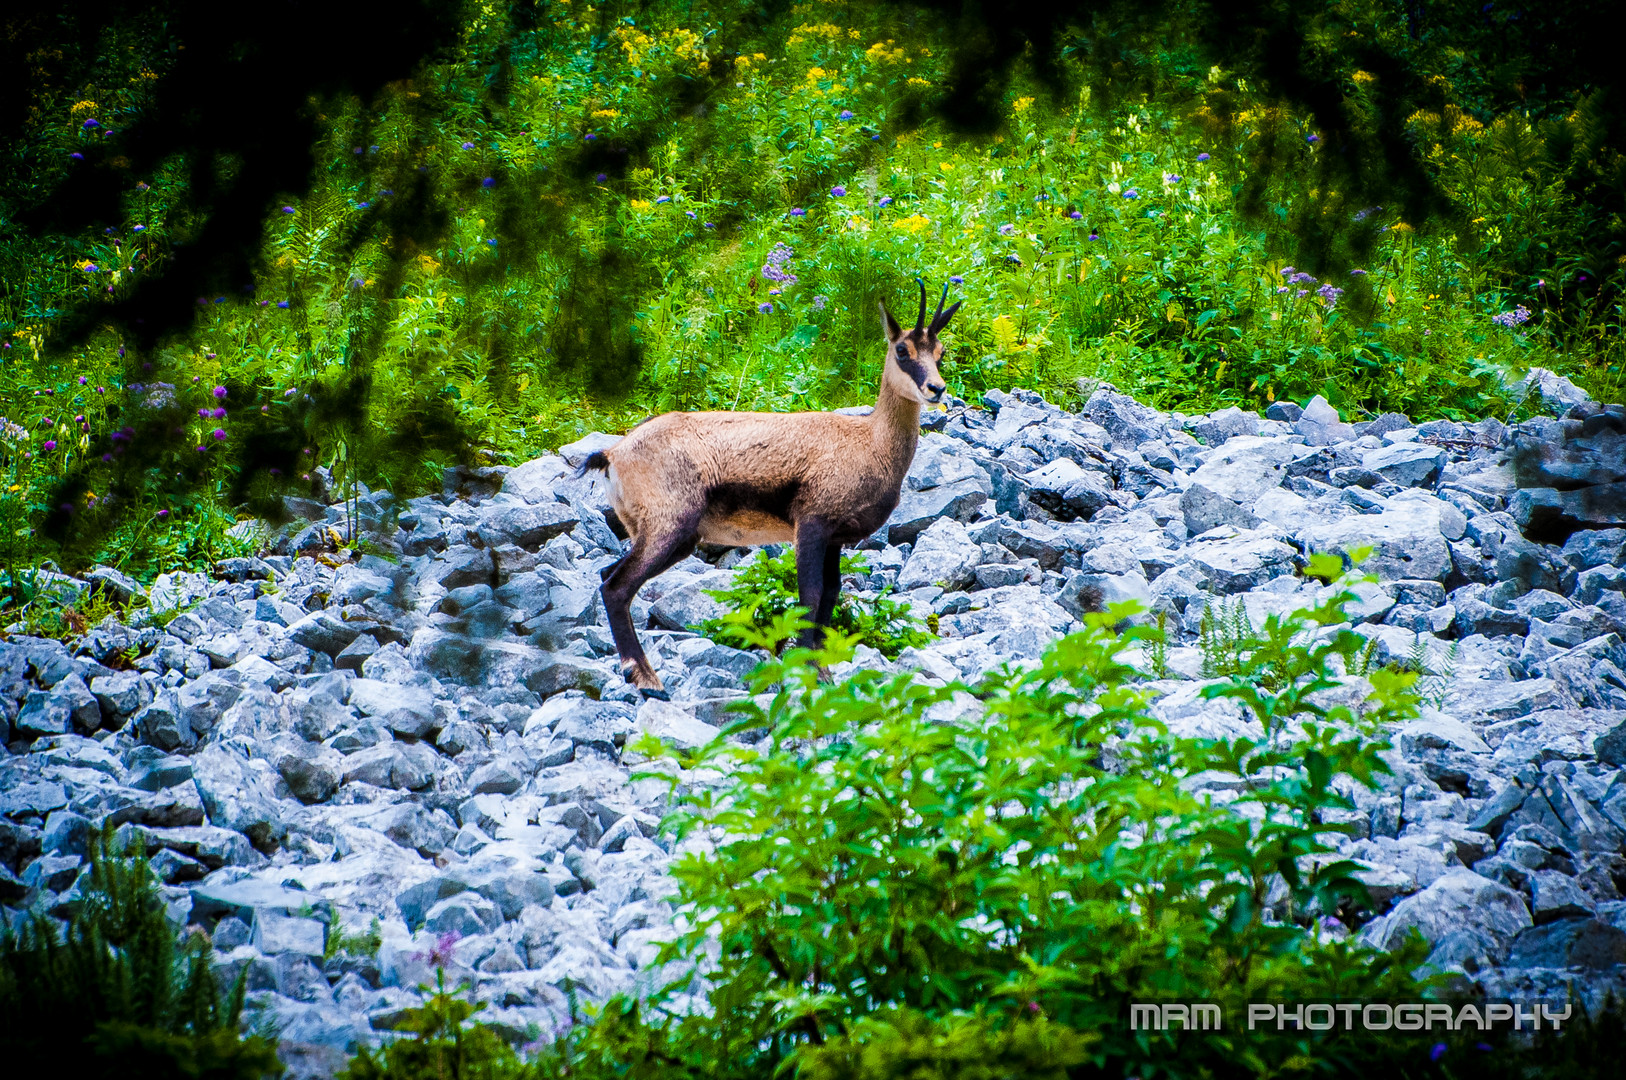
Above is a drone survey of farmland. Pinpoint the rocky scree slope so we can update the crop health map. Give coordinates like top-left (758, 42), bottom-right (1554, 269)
top-left (2, 371), bottom-right (1625, 1074)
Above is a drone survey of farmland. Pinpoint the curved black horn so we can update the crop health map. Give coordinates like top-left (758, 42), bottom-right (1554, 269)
top-left (930, 282), bottom-right (948, 331)
top-left (915, 279), bottom-right (927, 332)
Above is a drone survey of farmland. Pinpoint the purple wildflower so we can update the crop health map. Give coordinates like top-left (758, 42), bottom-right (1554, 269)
top-left (1350, 268), bottom-right (1367, 276)
top-left (949, 275), bottom-right (964, 285)
top-left (830, 186), bottom-right (846, 197)
top-left (878, 196), bottom-right (893, 207)
top-left (789, 207), bottom-right (806, 217)
top-left (83, 119), bottom-right (99, 129)
top-left (596, 173), bottom-right (607, 182)
top-left (1122, 188), bottom-right (1139, 199)
top-left (757, 302), bottom-right (773, 314)
top-left (79, 376), bottom-right (87, 385)
top-left (812, 295), bottom-right (828, 310)
top-left (413, 931), bottom-right (462, 968)
top-left (70, 152), bottom-right (84, 161)
top-left (838, 110), bottom-right (854, 120)
top-left (1163, 172), bottom-right (1182, 183)
top-left (461, 142), bottom-right (475, 150)
top-left (212, 428), bottom-right (226, 440)
top-left (211, 407), bottom-right (227, 419)
top-left (761, 243), bottom-right (798, 285)
top-left (1069, 210), bottom-right (1082, 219)
top-left (1295, 289), bottom-right (1309, 299)
top-left (1196, 152), bottom-right (1211, 161)
top-left (156, 509), bottom-right (169, 519)
top-left (1276, 286), bottom-right (1288, 294)
top-left (1317, 283), bottom-right (1344, 306)
top-left (198, 408), bottom-right (209, 418)
top-left (277, 300), bottom-right (289, 309)
top-left (1088, 233), bottom-right (1098, 241)
top-left (213, 385), bottom-right (227, 399)
top-left (481, 177), bottom-right (495, 188)
top-left (133, 224), bottom-right (145, 232)
top-left (43, 441), bottom-right (56, 451)
top-left (1307, 133), bottom-right (1320, 144)
top-left (584, 133), bottom-right (596, 141)
top-left (685, 210), bottom-right (696, 218)
top-left (1430, 1044), bottom-right (1447, 1063)
top-left (655, 195), bottom-right (670, 203)
top-left (282, 206), bottom-right (295, 214)
top-left (998, 223), bottom-right (1015, 236)
top-left (83, 264), bottom-right (98, 273)
top-left (1491, 305), bottom-right (1532, 328)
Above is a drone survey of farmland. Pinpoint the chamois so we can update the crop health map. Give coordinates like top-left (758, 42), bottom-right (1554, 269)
top-left (577, 281), bottom-right (962, 697)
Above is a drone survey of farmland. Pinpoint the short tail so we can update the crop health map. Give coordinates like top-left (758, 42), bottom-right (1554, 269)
top-left (574, 450), bottom-right (611, 479)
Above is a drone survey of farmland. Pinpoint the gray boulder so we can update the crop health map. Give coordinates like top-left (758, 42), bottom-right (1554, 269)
top-left (897, 518), bottom-right (980, 592)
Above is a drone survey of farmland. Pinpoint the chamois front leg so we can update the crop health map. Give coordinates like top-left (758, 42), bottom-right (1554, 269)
top-left (600, 523), bottom-right (698, 698)
top-left (793, 520), bottom-right (839, 653)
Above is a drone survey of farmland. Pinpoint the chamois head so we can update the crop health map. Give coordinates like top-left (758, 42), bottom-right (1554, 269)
top-left (880, 281), bottom-right (962, 405)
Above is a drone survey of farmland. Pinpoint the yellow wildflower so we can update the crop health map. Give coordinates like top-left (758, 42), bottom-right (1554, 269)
top-left (630, 199), bottom-right (652, 211)
top-left (865, 40), bottom-right (906, 64)
top-left (906, 77), bottom-right (929, 88)
top-left (591, 109), bottom-right (620, 120)
top-left (894, 214), bottom-right (931, 234)
top-left (1351, 70), bottom-right (1377, 86)
top-left (1012, 96), bottom-right (1035, 114)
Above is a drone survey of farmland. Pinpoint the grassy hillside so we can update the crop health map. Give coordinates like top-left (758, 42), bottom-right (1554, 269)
top-left (0, 0), bottom-right (1621, 583)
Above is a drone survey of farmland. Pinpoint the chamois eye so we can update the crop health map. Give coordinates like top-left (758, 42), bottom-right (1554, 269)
top-left (895, 343), bottom-right (909, 358)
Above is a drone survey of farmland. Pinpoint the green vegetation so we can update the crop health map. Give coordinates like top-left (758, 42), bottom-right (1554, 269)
top-left (341, 970), bottom-right (540, 1080)
top-left (1, 1), bottom-right (1622, 586)
top-left (696, 546), bottom-right (933, 658)
top-left (520, 553), bottom-right (1615, 1077)
top-left (0, 826), bottom-right (280, 1079)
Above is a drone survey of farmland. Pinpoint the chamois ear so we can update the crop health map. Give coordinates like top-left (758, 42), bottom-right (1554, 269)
top-left (879, 301), bottom-right (903, 342)
top-left (930, 300), bottom-right (963, 336)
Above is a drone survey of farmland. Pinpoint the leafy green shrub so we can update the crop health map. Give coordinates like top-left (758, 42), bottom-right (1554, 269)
top-left (537, 559), bottom-right (1465, 1078)
top-left (696, 546), bottom-right (932, 659)
top-left (0, 825), bottom-right (280, 1079)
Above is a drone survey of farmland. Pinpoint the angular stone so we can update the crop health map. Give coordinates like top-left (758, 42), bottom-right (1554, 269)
top-left (1079, 387), bottom-right (1165, 449)
top-left (254, 913), bottom-right (327, 958)
top-left (1294, 395), bottom-right (1356, 445)
top-left (1180, 483), bottom-right (1259, 534)
top-left (1364, 869), bottom-right (1531, 960)
top-left (1361, 442), bottom-right (1446, 487)
top-left (1058, 571), bottom-right (1151, 620)
top-left (1022, 458), bottom-right (1117, 521)
top-left (476, 503), bottom-right (580, 549)
top-left (1529, 869), bottom-right (1595, 923)
top-left (1302, 502), bottom-right (1454, 582)
top-left (635, 699), bottom-right (721, 750)
top-left (333, 633), bottom-right (379, 673)
top-left (191, 744), bottom-right (288, 853)
top-left (286, 611), bottom-right (367, 657)
top-left (1505, 918), bottom-right (1626, 970)
top-left (648, 570), bottom-right (733, 632)
top-left (556, 701), bottom-right (637, 756)
top-left (885, 480), bottom-right (989, 546)
top-left (467, 758), bottom-right (526, 795)
top-left (1189, 437), bottom-right (1303, 504)
top-left (267, 738), bottom-right (344, 804)
top-left (897, 518), bottom-right (980, 592)
top-left (1184, 535), bottom-right (1298, 593)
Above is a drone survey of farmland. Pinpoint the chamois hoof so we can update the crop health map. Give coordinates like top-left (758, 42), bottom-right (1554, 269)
top-left (621, 659), bottom-right (666, 698)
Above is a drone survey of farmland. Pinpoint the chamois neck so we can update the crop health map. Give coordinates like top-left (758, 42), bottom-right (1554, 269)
top-left (868, 373), bottom-right (922, 466)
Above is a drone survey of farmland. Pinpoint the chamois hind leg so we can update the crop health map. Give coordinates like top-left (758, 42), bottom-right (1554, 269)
top-left (600, 521), bottom-right (698, 698)
top-left (793, 520), bottom-right (838, 653)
